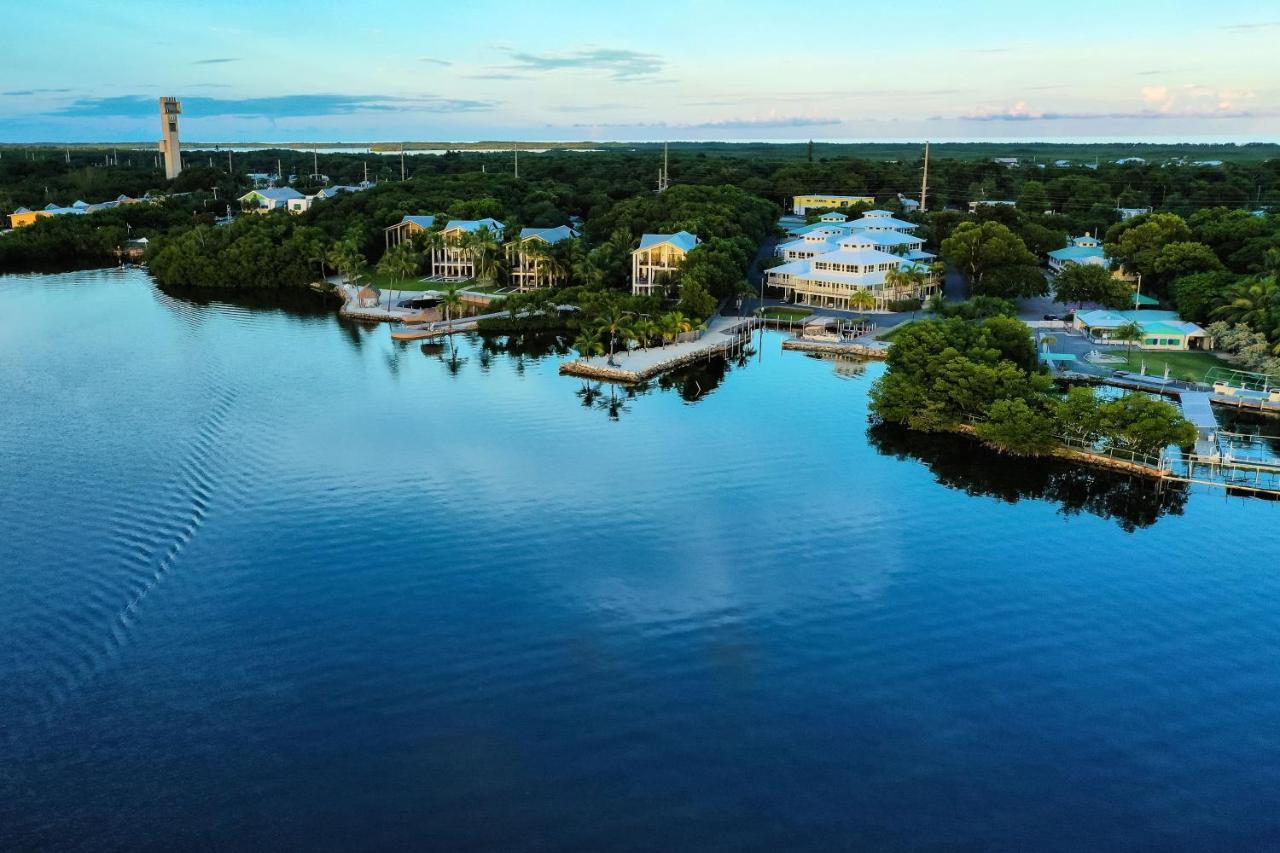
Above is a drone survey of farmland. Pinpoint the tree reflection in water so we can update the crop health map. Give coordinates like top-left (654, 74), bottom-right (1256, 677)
top-left (867, 423), bottom-right (1189, 531)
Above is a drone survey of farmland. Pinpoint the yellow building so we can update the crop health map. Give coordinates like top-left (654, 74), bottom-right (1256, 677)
top-left (8, 208), bottom-right (49, 228)
top-left (792, 194), bottom-right (875, 215)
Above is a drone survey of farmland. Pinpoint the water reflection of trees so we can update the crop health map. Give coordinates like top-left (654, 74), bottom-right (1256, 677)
top-left (867, 423), bottom-right (1189, 531)
top-left (568, 346), bottom-right (757, 420)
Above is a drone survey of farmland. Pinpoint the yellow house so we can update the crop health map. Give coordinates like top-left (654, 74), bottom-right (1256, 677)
top-left (792, 194), bottom-right (875, 215)
top-left (8, 208), bottom-right (48, 228)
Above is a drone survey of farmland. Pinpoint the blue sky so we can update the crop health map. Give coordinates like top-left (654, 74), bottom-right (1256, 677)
top-left (2, 0), bottom-right (1277, 143)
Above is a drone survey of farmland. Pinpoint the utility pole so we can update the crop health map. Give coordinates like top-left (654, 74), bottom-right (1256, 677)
top-left (363, 160), bottom-right (368, 184)
top-left (65, 148), bottom-right (70, 164)
top-left (657, 141), bottom-right (670, 192)
top-left (276, 158), bottom-right (282, 185)
top-left (400, 144), bottom-right (406, 181)
top-left (227, 150), bottom-right (232, 174)
top-left (513, 143), bottom-right (519, 179)
top-left (920, 141), bottom-right (930, 213)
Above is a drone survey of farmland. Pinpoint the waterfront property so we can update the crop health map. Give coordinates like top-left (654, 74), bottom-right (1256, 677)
top-left (1074, 309), bottom-right (1212, 350)
top-left (791, 193), bottom-right (875, 215)
top-left (238, 187), bottom-right (305, 212)
top-left (631, 230), bottom-right (698, 296)
top-left (285, 182), bottom-right (374, 214)
top-left (768, 211), bottom-right (937, 311)
top-left (1048, 234), bottom-right (1110, 274)
top-left (384, 214), bottom-right (437, 249)
top-left (8, 194), bottom-right (145, 228)
top-left (432, 218), bottom-right (505, 281)
top-left (506, 225), bottom-right (580, 291)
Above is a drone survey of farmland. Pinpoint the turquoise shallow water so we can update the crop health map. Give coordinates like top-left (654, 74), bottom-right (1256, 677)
top-left (2, 268), bottom-right (1279, 852)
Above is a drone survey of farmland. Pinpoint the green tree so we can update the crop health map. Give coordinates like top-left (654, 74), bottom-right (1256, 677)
top-left (1096, 393), bottom-right (1197, 457)
top-left (1054, 386), bottom-right (1105, 444)
top-left (595, 301), bottom-right (635, 365)
top-left (975, 398), bottom-right (1058, 456)
top-left (677, 277), bottom-right (717, 322)
top-left (1171, 271), bottom-right (1241, 324)
top-left (940, 221), bottom-right (1044, 298)
top-left (1016, 180), bottom-right (1049, 213)
top-left (1053, 263), bottom-right (1131, 309)
top-left (1104, 212), bottom-right (1192, 282)
top-left (1152, 241), bottom-right (1223, 285)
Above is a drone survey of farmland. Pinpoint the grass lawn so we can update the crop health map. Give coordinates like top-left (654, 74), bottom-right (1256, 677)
top-left (1109, 348), bottom-right (1229, 383)
top-left (762, 307), bottom-right (811, 322)
top-left (877, 321), bottom-right (917, 342)
top-left (363, 271), bottom-right (441, 292)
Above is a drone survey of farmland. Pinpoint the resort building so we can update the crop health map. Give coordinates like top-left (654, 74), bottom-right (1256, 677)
top-left (239, 187), bottom-right (305, 212)
top-left (992, 157), bottom-right (1019, 168)
top-left (792, 194), bottom-right (875, 215)
top-left (631, 231), bottom-right (699, 296)
top-left (384, 214), bottom-right (437, 249)
top-left (1047, 235), bottom-right (1109, 274)
top-left (1073, 310), bottom-right (1212, 351)
top-left (285, 182), bottom-right (374, 215)
top-left (767, 212), bottom-right (937, 311)
top-left (432, 218), bottom-right (505, 281)
top-left (897, 194), bottom-right (921, 213)
top-left (506, 225), bottom-right (580, 291)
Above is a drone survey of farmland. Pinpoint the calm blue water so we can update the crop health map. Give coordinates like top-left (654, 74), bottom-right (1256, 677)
top-left (3, 269), bottom-right (1280, 852)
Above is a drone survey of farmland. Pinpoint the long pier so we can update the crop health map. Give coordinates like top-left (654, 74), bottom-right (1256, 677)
top-left (560, 316), bottom-right (757, 383)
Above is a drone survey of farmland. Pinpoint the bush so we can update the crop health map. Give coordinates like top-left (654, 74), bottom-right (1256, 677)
top-left (886, 297), bottom-right (923, 312)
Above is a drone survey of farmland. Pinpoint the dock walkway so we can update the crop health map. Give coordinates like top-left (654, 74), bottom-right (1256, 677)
top-left (560, 315), bottom-right (756, 383)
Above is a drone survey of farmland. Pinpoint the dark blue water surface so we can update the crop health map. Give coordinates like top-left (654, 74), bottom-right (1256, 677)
top-left (3, 269), bottom-right (1280, 852)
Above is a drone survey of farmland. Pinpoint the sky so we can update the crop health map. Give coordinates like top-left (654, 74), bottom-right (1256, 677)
top-left (2, 0), bottom-right (1277, 144)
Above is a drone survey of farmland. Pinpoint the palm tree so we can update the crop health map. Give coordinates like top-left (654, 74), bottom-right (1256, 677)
top-left (376, 243), bottom-right (419, 309)
top-left (572, 329), bottom-right (603, 360)
top-left (437, 280), bottom-right (465, 354)
top-left (520, 239), bottom-right (551, 290)
top-left (1212, 276), bottom-right (1278, 331)
top-left (469, 227), bottom-right (504, 284)
top-left (419, 228), bottom-right (446, 276)
top-left (327, 240), bottom-right (364, 284)
top-left (1111, 320), bottom-right (1144, 361)
top-left (596, 303), bottom-right (634, 366)
top-left (631, 318), bottom-right (658, 350)
top-left (848, 288), bottom-right (875, 331)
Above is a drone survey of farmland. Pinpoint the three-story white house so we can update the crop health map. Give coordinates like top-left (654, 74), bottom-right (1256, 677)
top-left (433, 218), bottom-right (505, 280)
top-left (631, 230), bottom-right (699, 296)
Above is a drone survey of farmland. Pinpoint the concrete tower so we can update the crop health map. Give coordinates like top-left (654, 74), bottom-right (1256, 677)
top-left (159, 97), bottom-right (183, 180)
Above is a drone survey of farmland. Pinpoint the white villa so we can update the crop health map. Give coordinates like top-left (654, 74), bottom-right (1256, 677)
top-left (507, 225), bottom-right (579, 291)
top-left (767, 210), bottom-right (938, 311)
top-left (1047, 234), bottom-right (1109, 274)
top-left (631, 230), bottom-right (699, 296)
top-left (239, 187), bottom-right (305, 212)
top-left (1116, 206), bottom-right (1152, 221)
top-left (432, 218), bottom-right (505, 281)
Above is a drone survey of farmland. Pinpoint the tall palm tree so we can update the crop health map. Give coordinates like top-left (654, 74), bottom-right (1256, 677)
top-left (438, 280), bottom-right (465, 355)
top-left (377, 243), bottom-right (419, 309)
top-left (327, 240), bottom-right (363, 284)
top-left (596, 303), bottom-right (634, 366)
top-left (419, 228), bottom-right (446, 276)
top-left (469, 227), bottom-right (504, 284)
top-left (520, 239), bottom-right (551, 289)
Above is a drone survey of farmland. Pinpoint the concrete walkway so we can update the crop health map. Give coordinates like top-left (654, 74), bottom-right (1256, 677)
top-left (562, 315), bottom-right (755, 382)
